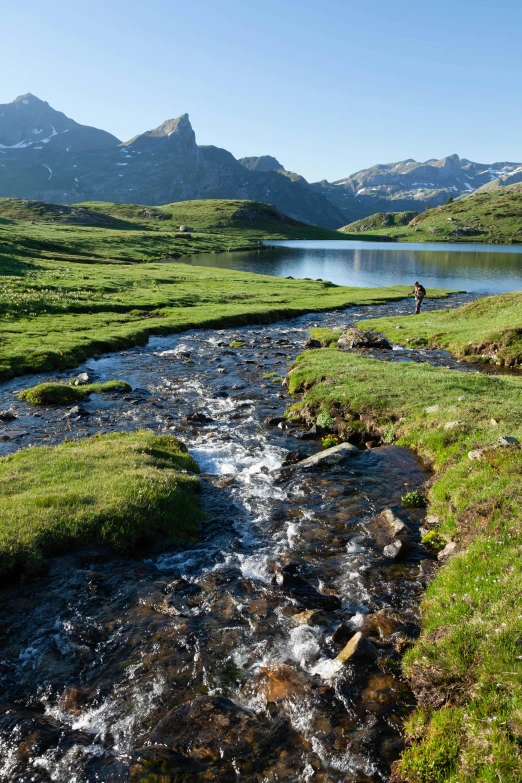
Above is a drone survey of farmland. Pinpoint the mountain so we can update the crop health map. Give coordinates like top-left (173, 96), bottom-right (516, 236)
top-left (0, 95), bottom-right (344, 228)
top-left (311, 154), bottom-right (522, 224)
top-left (238, 155), bottom-right (283, 172)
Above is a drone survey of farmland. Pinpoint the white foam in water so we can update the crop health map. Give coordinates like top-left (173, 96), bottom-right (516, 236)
top-left (288, 625), bottom-right (321, 666)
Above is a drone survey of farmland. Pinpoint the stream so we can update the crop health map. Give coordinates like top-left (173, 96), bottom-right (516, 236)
top-left (0, 293), bottom-right (479, 782)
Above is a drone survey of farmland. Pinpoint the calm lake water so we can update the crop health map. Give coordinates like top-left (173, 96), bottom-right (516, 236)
top-left (186, 240), bottom-right (522, 293)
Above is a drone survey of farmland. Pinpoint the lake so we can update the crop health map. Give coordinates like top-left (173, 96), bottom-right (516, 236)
top-left (186, 239), bottom-right (522, 293)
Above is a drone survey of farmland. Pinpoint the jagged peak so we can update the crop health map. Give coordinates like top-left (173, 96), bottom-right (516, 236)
top-left (11, 93), bottom-right (48, 106)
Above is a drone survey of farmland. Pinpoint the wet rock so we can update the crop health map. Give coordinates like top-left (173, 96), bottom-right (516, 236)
top-left (381, 509), bottom-right (409, 539)
top-left (288, 442), bottom-right (359, 471)
top-left (303, 338), bottom-right (322, 349)
top-left (65, 405), bottom-right (90, 418)
top-left (383, 540), bottom-right (403, 559)
top-left (360, 611), bottom-right (405, 646)
top-left (365, 440), bottom-right (377, 449)
top-left (338, 328), bottom-right (392, 351)
top-left (264, 415), bottom-right (285, 427)
top-left (145, 695), bottom-right (291, 765)
top-left (59, 686), bottom-right (91, 715)
top-left (295, 424), bottom-right (321, 440)
top-left (274, 563), bottom-right (341, 611)
top-left (0, 428), bottom-right (29, 441)
top-left (335, 632), bottom-right (378, 664)
top-left (0, 408), bottom-right (17, 421)
top-left (282, 449), bottom-right (308, 466)
top-left (254, 664), bottom-right (311, 702)
top-left (331, 623), bottom-right (354, 646)
top-left (184, 411), bottom-right (214, 424)
top-left (74, 372), bottom-right (91, 386)
top-left (291, 609), bottom-right (327, 626)
top-left (212, 390), bottom-right (229, 399)
top-left (438, 541), bottom-right (457, 561)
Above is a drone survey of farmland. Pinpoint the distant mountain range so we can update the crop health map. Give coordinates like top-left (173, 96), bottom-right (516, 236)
top-left (1, 94), bottom-right (520, 228)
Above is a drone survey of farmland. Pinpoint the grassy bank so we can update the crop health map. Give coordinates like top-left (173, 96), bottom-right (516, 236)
top-left (18, 379), bottom-right (131, 405)
top-left (0, 196), bottom-right (456, 379)
top-left (359, 292), bottom-right (522, 366)
top-left (287, 343), bottom-right (522, 781)
top-left (0, 431), bottom-right (201, 584)
top-left (339, 184), bottom-right (522, 244)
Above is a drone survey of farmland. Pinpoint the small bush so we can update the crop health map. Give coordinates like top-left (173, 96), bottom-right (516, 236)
top-left (402, 490), bottom-right (425, 507)
top-left (317, 411), bottom-right (334, 429)
top-left (421, 529), bottom-right (447, 553)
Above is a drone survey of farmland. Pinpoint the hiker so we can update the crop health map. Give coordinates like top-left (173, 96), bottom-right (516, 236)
top-left (408, 281), bottom-right (426, 314)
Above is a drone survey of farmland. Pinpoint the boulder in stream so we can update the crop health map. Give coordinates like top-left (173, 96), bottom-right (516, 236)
top-left (335, 631), bottom-right (378, 664)
top-left (338, 328), bottom-right (392, 351)
top-left (0, 408), bottom-right (17, 421)
top-left (286, 442), bottom-right (358, 471)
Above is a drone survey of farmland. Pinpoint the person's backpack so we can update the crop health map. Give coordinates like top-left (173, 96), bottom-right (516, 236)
top-left (417, 285), bottom-right (426, 296)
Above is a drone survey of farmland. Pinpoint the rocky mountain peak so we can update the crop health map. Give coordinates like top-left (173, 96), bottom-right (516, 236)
top-left (239, 155), bottom-right (284, 172)
top-left (123, 112), bottom-right (200, 160)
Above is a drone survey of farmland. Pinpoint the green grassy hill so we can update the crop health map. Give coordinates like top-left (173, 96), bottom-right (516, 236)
top-left (0, 195), bottom-right (431, 380)
top-left (339, 184), bottom-right (522, 244)
top-left (339, 210), bottom-right (418, 233)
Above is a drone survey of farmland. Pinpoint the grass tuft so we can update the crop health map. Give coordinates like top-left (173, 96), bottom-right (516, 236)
top-left (18, 380), bottom-right (131, 405)
top-left (0, 431), bottom-right (201, 584)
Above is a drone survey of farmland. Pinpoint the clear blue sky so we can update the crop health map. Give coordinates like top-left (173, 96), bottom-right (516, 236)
top-left (2, 0), bottom-right (521, 181)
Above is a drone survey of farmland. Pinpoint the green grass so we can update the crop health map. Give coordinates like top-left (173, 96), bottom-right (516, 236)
top-left (18, 379), bottom-right (131, 405)
top-left (0, 196), bottom-right (456, 380)
top-left (340, 184), bottom-right (522, 244)
top-left (359, 292), bottom-right (522, 366)
top-left (0, 431), bottom-right (202, 584)
top-left (287, 344), bottom-right (522, 781)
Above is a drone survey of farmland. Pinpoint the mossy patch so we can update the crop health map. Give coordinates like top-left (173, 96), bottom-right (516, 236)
top-left (18, 380), bottom-right (131, 405)
top-left (0, 431), bottom-right (201, 584)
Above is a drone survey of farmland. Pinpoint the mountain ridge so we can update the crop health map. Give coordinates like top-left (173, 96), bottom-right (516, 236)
top-left (0, 93), bottom-right (520, 228)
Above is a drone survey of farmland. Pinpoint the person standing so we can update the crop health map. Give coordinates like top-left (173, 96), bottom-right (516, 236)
top-left (408, 281), bottom-right (426, 314)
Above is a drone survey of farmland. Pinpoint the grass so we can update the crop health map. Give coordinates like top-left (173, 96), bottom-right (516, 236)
top-left (339, 184), bottom-right (522, 244)
top-left (18, 379), bottom-right (131, 405)
top-left (358, 292), bottom-right (522, 366)
top-left (0, 196), bottom-right (457, 380)
top-left (0, 431), bottom-right (202, 584)
top-left (287, 341), bottom-right (522, 781)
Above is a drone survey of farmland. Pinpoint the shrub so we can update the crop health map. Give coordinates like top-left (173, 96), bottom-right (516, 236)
top-left (321, 434), bottom-right (340, 449)
top-left (402, 490), bottom-right (425, 507)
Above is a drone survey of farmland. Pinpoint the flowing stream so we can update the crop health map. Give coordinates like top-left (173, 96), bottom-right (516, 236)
top-left (0, 293), bottom-right (480, 782)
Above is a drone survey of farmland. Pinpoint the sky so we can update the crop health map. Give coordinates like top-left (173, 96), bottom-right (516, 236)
top-left (1, 0), bottom-right (521, 182)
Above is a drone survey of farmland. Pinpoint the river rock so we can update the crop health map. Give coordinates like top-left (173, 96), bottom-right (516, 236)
top-left (335, 632), bottom-right (378, 664)
top-left (437, 541), bottom-right (457, 561)
top-left (274, 563), bottom-right (341, 611)
top-left (185, 411), bottom-right (214, 424)
top-left (145, 695), bottom-right (290, 764)
top-left (264, 415), bottom-right (285, 427)
top-left (66, 405), bottom-right (90, 418)
top-left (0, 408), bottom-right (17, 421)
top-left (303, 338), bottom-right (321, 349)
top-left (381, 509), bottom-right (408, 538)
top-left (291, 609), bottom-right (327, 625)
top-left (74, 372), bottom-right (91, 386)
top-left (288, 442), bottom-right (358, 471)
top-left (331, 623), bottom-right (354, 646)
top-left (337, 328), bottom-right (392, 351)
top-left (296, 424), bottom-right (320, 440)
top-left (383, 540), bottom-right (403, 559)
top-left (282, 449), bottom-right (308, 466)
top-left (360, 610), bottom-right (405, 646)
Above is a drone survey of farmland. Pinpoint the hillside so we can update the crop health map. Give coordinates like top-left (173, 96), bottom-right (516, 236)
top-left (340, 210), bottom-right (418, 233)
top-left (338, 184), bottom-right (522, 244)
top-left (0, 94), bottom-right (345, 229)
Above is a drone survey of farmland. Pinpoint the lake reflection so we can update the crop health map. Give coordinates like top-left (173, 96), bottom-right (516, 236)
top-left (185, 240), bottom-right (522, 293)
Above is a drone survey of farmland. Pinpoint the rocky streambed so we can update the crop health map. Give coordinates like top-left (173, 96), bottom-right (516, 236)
top-left (0, 294), bottom-right (478, 782)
